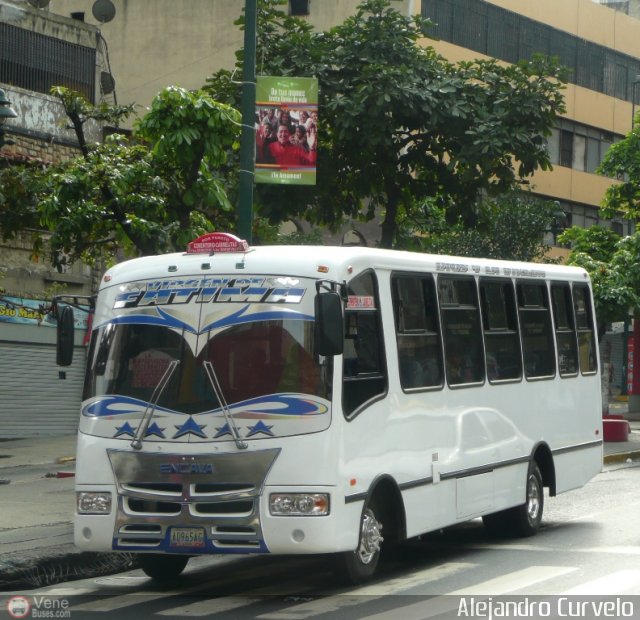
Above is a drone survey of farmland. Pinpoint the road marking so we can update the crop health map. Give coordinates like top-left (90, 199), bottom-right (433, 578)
top-left (470, 543), bottom-right (640, 556)
top-left (255, 563), bottom-right (474, 619)
top-left (354, 566), bottom-right (578, 620)
top-left (448, 565), bottom-right (577, 596)
top-left (157, 596), bottom-right (264, 616)
top-left (39, 587), bottom-right (97, 596)
top-left (562, 569), bottom-right (640, 595)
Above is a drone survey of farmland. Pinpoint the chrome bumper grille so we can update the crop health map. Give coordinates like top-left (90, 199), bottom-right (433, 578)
top-left (107, 448), bottom-right (280, 550)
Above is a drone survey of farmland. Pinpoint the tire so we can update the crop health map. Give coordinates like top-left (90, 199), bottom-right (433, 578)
top-left (339, 501), bottom-right (384, 585)
top-left (482, 462), bottom-right (544, 538)
top-left (510, 462), bottom-right (544, 537)
top-left (138, 554), bottom-right (189, 582)
top-left (482, 510), bottom-right (509, 536)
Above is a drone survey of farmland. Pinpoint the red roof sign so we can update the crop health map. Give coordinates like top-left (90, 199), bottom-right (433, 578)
top-left (187, 232), bottom-right (249, 254)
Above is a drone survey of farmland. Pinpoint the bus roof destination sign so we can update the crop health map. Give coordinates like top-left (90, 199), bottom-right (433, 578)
top-left (187, 232), bottom-right (249, 254)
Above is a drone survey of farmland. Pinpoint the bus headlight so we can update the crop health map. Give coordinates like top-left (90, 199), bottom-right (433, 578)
top-left (77, 492), bottom-right (112, 514)
top-left (269, 493), bottom-right (330, 516)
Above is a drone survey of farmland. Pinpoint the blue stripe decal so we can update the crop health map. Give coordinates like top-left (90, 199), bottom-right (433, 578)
top-left (83, 394), bottom-right (328, 419)
top-left (95, 305), bottom-right (312, 334)
top-left (200, 305), bottom-right (313, 334)
top-left (103, 307), bottom-right (198, 334)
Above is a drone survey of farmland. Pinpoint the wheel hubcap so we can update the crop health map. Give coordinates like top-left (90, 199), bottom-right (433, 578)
top-left (357, 507), bottom-right (383, 565)
top-left (526, 474), bottom-right (541, 522)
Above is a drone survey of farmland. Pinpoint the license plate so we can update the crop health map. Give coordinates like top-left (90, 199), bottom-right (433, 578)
top-left (169, 527), bottom-right (206, 548)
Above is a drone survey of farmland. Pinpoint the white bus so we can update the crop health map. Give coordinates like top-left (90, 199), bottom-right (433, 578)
top-left (59, 232), bottom-right (603, 584)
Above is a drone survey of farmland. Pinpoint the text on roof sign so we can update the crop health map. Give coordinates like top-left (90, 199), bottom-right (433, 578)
top-left (187, 232), bottom-right (249, 254)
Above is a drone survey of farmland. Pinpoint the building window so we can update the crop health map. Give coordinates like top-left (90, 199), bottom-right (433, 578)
top-left (549, 120), bottom-right (621, 176)
top-left (0, 22), bottom-right (96, 103)
top-left (422, 0), bottom-right (640, 103)
top-left (289, 0), bottom-right (310, 16)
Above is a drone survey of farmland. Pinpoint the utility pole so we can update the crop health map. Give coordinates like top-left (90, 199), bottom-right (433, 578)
top-left (237, 0), bottom-right (257, 243)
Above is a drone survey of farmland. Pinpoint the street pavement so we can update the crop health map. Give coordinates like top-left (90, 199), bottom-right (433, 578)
top-left (1, 406), bottom-right (640, 591)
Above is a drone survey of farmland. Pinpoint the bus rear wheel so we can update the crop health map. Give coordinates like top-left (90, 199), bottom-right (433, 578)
top-left (511, 462), bottom-right (544, 537)
top-left (483, 462), bottom-right (544, 538)
top-left (339, 502), bottom-right (384, 585)
top-left (138, 554), bottom-right (189, 582)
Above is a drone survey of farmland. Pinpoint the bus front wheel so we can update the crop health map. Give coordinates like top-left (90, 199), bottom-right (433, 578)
top-left (138, 554), bottom-right (189, 582)
top-left (339, 501), bottom-right (384, 584)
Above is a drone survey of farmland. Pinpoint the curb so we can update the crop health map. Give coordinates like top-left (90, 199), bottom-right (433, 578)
top-left (0, 548), bottom-right (138, 591)
top-left (603, 450), bottom-right (640, 465)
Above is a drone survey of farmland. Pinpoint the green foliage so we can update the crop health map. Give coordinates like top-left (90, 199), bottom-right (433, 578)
top-left (0, 87), bottom-right (241, 268)
top-left (402, 192), bottom-right (561, 262)
top-left (556, 225), bottom-right (620, 262)
top-left (0, 163), bottom-right (43, 238)
top-left (207, 0), bottom-right (567, 248)
top-left (597, 124), bottom-right (640, 220)
top-left (559, 225), bottom-right (640, 334)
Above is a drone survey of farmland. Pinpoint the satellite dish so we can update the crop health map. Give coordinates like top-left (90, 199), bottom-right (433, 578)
top-left (100, 71), bottom-right (116, 95)
top-left (92, 0), bottom-right (116, 23)
top-left (28, 0), bottom-right (50, 8)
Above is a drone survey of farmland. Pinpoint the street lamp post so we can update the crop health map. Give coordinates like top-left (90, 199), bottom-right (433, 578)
top-left (0, 88), bottom-right (18, 149)
top-left (237, 0), bottom-right (257, 243)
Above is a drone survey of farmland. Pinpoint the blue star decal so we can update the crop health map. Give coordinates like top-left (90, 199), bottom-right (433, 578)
top-left (173, 417), bottom-right (207, 439)
top-left (145, 422), bottom-right (166, 438)
top-left (246, 421), bottom-right (274, 437)
top-left (114, 422), bottom-right (137, 438)
top-left (214, 423), bottom-right (234, 439)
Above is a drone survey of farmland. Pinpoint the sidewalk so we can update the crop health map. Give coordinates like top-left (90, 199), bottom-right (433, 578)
top-left (1, 412), bottom-right (640, 591)
top-left (0, 435), bottom-right (134, 591)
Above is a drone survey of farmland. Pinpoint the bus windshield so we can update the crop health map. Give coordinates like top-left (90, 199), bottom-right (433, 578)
top-left (83, 319), bottom-right (332, 413)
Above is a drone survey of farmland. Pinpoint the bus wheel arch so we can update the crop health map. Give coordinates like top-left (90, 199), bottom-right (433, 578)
top-left (531, 442), bottom-right (556, 497)
top-left (338, 475), bottom-right (406, 584)
top-left (483, 446), bottom-right (554, 538)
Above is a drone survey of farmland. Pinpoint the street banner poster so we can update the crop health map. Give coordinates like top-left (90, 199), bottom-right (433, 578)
top-left (0, 295), bottom-right (89, 329)
top-left (255, 76), bottom-right (318, 186)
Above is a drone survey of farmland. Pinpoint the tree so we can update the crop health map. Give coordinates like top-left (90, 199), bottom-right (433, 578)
top-left (208, 0), bottom-right (567, 248)
top-left (597, 123), bottom-right (640, 220)
top-left (403, 192), bottom-right (563, 262)
top-left (558, 226), bottom-right (639, 338)
top-left (0, 86), bottom-right (241, 268)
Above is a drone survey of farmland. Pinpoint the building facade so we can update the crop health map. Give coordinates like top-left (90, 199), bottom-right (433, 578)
top-left (6, 0), bottom-right (640, 420)
top-left (421, 0), bottom-right (637, 241)
top-left (0, 0), bottom-right (104, 436)
top-left (46, 0), bottom-right (637, 244)
top-left (419, 0), bottom-right (640, 394)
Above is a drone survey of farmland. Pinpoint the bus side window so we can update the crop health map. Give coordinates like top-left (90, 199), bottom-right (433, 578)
top-left (392, 273), bottom-right (443, 390)
top-left (551, 284), bottom-right (579, 377)
top-left (573, 284), bottom-right (598, 374)
top-left (343, 271), bottom-right (387, 416)
top-left (517, 282), bottom-right (556, 379)
top-left (479, 279), bottom-right (522, 382)
top-left (438, 276), bottom-right (485, 386)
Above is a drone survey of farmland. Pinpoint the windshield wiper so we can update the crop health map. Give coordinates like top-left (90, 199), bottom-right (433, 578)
top-left (203, 360), bottom-right (247, 450)
top-left (131, 360), bottom-right (180, 450)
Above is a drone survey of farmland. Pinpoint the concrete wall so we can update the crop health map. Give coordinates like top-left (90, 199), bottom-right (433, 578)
top-left (47, 0), bottom-right (415, 110)
top-left (1, 0), bottom-right (97, 45)
top-left (0, 2), bottom-right (101, 301)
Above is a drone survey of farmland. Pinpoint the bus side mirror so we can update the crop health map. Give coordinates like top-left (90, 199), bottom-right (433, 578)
top-left (56, 305), bottom-right (75, 366)
top-left (315, 292), bottom-right (344, 356)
